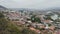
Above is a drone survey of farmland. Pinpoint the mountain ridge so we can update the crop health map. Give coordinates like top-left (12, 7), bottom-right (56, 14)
top-left (0, 5), bottom-right (7, 10)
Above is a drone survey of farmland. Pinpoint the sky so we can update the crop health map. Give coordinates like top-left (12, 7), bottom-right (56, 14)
top-left (0, 0), bottom-right (60, 9)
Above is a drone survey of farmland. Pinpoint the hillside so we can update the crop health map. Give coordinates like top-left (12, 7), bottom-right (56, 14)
top-left (0, 5), bottom-right (7, 10)
top-left (0, 12), bottom-right (37, 34)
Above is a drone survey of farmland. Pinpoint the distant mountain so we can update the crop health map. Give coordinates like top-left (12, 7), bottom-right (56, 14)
top-left (0, 5), bottom-right (7, 10)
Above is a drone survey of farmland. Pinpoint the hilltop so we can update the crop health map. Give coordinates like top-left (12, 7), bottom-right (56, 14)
top-left (0, 5), bottom-right (7, 10)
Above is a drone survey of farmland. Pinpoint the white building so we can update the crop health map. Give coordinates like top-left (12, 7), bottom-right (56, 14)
top-left (51, 14), bottom-right (58, 20)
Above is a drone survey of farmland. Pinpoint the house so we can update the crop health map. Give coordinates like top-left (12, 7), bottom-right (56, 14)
top-left (27, 21), bottom-right (32, 24)
top-left (6, 12), bottom-right (21, 21)
top-left (51, 14), bottom-right (58, 20)
top-left (43, 20), bottom-right (53, 24)
top-left (29, 27), bottom-right (41, 34)
top-left (36, 23), bottom-right (45, 28)
top-left (14, 21), bottom-right (25, 25)
top-left (35, 30), bottom-right (41, 34)
top-left (49, 26), bottom-right (55, 30)
top-left (31, 23), bottom-right (37, 28)
top-left (56, 29), bottom-right (60, 34)
top-left (29, 27), bottom-right (36, 31)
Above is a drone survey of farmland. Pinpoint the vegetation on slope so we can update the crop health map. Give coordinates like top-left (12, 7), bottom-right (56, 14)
top-left (0, 12), bottom-right (37, 34)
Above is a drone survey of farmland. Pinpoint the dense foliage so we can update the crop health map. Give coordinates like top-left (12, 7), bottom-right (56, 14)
top-left (21, 28), bottom-right (37, 34)
top-left (31, 15), bottom-right (41, 23)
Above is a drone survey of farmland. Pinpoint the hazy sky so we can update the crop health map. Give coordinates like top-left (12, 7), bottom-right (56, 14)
top-left (0, 0), bottom-right (60, 9)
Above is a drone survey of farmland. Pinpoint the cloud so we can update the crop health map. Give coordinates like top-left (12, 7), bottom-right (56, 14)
top-left (0, 0), bottom-right (60, 9)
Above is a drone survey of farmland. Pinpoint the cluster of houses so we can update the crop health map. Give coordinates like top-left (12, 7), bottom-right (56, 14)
top-left (2, 10), bottom-right (60, 34)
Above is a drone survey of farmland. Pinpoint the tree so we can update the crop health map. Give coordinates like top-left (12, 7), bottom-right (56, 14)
top-left (35, 17), bottom-right (41, 23)
top-left (44, 15), bottom-right (53, 21)
top-left (0, 12), bottom-right (7, 30)
top-left (21, 28), bottom-right (37, 34)
top-left (0, 12), bottom-right (9, 34)
top-left (31, 15), bottom-right (36, 22)
top-left (0, 12), bottom-right (21, 34)
top-left (0, 12), bottom-right (4, 18)
top-left (31, 15), bottom-right (41, 23)
top-left (29, 12), bottom-right (33, 15)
